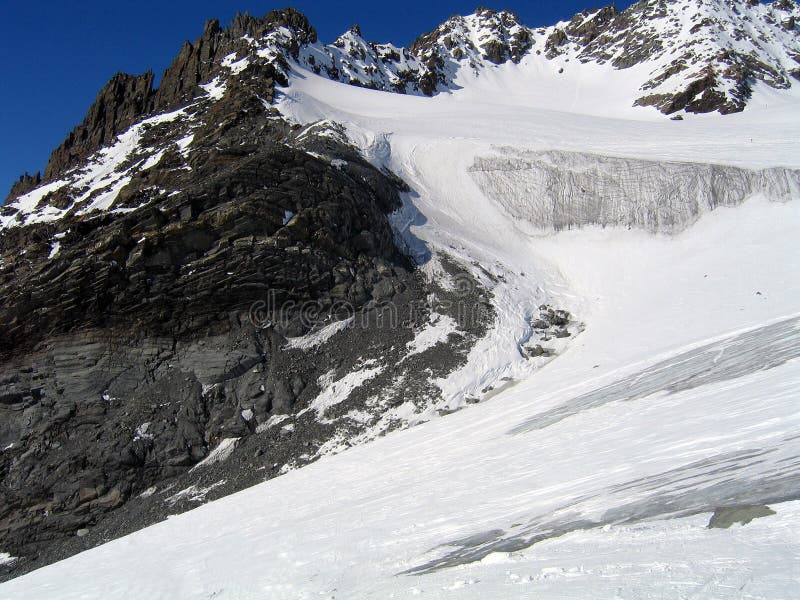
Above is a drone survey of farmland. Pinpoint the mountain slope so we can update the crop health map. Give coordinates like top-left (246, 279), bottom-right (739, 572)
top-left (544, 0), bottom-right (800, 114)
top-left (0, 9), bottom-right (494, 576)
top-left (2, 67), bottom-right (800, 595)
top-left (1, 0), bottom-right (799, 587)
top-left (6, 0), bottom-right (800, 208)
top-left (290, 0), bottom-right (800, 114)
top-left (4, 0), bottom-right (800, 214)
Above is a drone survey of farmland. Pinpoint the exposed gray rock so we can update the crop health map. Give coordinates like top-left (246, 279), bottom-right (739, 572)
top-left (0, 8), bottom-right (496, 577)
top-left (708, 505), bottom-right (777, 528)
top-left (4, 173), bottom-right (41, 205)
top-left (33, 8), bottom-right (310, 186)
top-left (44, 72), bottom-right (156, 181)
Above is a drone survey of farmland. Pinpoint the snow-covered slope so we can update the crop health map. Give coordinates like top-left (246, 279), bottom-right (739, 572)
top-left (292, 0), bottom-right (800, 114)
top-left (261, 7), bottom-right (534, 96)
top-left (5, 0), bottom-right (800, 231)
top-left (4, 35), bottom-right (800, 595)
top-left (275, 0), bottom-right (800, 113)
top-left (4, 185), bottom-right (799, 598)
top-left (0, 106), bottom-right (195, 230)
top-left (278, 54), bottom-right (800, 406)
top-left (542, 0), bottom-right (800, 114)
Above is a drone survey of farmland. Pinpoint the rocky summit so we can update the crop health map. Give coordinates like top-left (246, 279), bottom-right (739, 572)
top-left (0, 0), bottom-right (799, 583)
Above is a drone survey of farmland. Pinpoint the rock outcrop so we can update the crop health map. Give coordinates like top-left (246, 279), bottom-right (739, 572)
top-left (40, 8), bottom-right (314, 184)
top-left (546, 0), bottom-right (800, 115)
top-left (4, 172), bottom-right (41, 204)
top-left (44, 72), bottom-right (156, 181)
top-left (0, 9), bottom-right (493, 580)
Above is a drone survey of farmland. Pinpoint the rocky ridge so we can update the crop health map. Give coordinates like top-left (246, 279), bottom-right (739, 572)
top-left (0, 8), bottom-right (505, 579)
top-left (541, 0), bottom-right (800, 114)
top-left (4, 1), bottom-right (800, 209)
top-left (287, 0), bottom-right (800, 113)
top-left (294, 0), bottom-right (800, 114)
top-left (294, 7), bottom-right (533, 95)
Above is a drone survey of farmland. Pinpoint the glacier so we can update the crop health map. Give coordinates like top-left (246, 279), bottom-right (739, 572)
top-left (470, 149), bottom-right (800, 232)
top-left (3, 5), bottom-right (800, 597)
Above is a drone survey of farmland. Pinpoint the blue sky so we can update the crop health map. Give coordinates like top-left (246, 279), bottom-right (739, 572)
top-left (0, 1), bottom-right (636, 196)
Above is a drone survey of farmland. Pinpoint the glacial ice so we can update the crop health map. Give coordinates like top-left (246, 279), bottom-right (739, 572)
top-left (469, 149), bottom-right (800, 233)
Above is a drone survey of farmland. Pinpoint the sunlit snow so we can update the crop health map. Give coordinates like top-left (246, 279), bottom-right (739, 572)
top-left (3, 12), bottom-right (800, 598)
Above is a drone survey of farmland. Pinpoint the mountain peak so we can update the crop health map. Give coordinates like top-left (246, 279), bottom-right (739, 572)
top-left (6, 1), bottom-right (800, 203)
top-left (409, 5), bottom-right (533, 77)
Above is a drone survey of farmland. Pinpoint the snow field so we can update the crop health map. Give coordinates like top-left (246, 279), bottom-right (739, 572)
top-left (4, 48), bottom-right (800, 599)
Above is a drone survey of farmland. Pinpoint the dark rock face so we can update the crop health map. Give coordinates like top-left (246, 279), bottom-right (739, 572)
top-left (150, 8), bottom-right (312, 110)
top-left (0, 140), bottom-right (402, 360)
top-left (1, 70), bottom-right (416, 541)
top-left (0, 253), bottom-right (489, 579)
top-left (153, 19), bottom-right (224, 111)
top-left (708, 505), bottom-right (777, 528)
top-left (38, 8), bottom-right (314, 186)
top-left (44, 72), bottom-right (156, 181)
top-left (635, 68), bottom-right (732, 114)
top-left (0, 9), bottom-right (494, 580)
top-left (0, 174), bottom-right (488, 576)
top-left (565, 6), bottom-right (619, 47)
top-left (4, 172), bottom-right (41, 204)
top-left (545, 28), bottom-right (568, 59)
